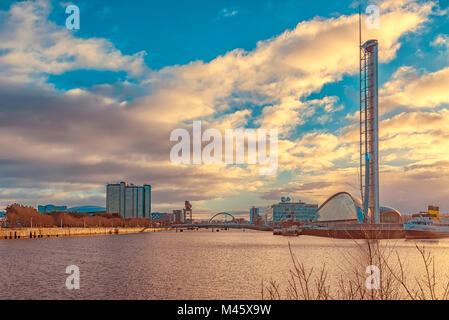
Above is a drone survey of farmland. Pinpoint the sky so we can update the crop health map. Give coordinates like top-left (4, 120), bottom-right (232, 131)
top-left (0, 0), bottom-right (448, 218)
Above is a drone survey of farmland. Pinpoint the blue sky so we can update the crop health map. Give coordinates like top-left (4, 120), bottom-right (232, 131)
top-left (44, 0), bottom-right (359, 94)
top-left (0, 0), bottom-right (449, 217)
top-left (47, 0), bottom-right (352, 69)
top-left (44, 0), bottom-right (449, 133)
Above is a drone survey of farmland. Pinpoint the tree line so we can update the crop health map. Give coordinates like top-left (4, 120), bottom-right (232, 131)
top-left (4, 204), bottom-right (152, 228)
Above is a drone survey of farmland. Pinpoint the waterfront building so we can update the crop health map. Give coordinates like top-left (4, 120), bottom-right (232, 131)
top-left (315, 192), bottom-right (402, 224)
top-left (68, 206), bottom-right (106, 214)
top-left (38, 204), bottom-right (68, 213)
top-left (267, 198), bottom-right (318, 223)
top-left (315, 192), bottom-right (364, 222)
top-left (250, 206), bottom-right (261, 225)
top-left (106, 182), bottom-right (151, 219)
top-left (428, 205), bottom-right (440, 220)
top-left (380, 207), bottom-right (403, 224)
top-left (0, 211), bottom-right (5, 226)
top-left (152, 212), bottom-right (173, 224)
top-left (173, 210), bottom-right (184, 224)
top-left (236, 218), bottom-right (247, 224)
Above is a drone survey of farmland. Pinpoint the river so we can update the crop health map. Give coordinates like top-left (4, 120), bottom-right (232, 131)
top-left (1, 229), bottom-right (449, 299)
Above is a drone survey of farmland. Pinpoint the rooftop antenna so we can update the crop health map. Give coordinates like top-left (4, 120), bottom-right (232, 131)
top-left (359, 4), bottom-right (362, 199)
top-left (359, 4), bottom-right (362, 47)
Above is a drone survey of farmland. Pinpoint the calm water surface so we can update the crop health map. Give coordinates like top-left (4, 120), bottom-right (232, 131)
top-left (1, 229), bottom-right (449, 299)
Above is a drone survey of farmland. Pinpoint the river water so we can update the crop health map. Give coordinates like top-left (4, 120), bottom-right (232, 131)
top-left (1, 229), bottom-right (449, 300)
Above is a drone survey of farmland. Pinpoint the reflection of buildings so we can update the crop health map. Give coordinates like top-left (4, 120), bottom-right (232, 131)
top-left (106, 182), bottom-right (151, 219)
top-left (267, 198), bottom-right (318, 223)
top-left (38, 204), bottom-right (68, 213)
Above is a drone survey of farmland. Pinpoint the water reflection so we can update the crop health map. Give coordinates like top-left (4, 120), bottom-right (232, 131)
top-left (1, 229), bottom-right (449, 299)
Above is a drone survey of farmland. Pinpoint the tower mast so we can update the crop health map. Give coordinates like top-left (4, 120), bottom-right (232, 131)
top-left (359, 7), bottom-right (380, 224)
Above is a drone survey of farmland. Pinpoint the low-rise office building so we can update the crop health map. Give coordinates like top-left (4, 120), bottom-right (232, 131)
top-left (38, 204), bottom-right (68, 213)
top-left (267, 197), bottom-right (318, 223)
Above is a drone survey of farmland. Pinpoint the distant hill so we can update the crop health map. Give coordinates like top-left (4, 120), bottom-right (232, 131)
top-left (68, 206), bottom-right (106, 213)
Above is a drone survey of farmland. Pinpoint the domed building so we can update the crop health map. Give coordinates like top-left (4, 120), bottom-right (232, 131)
top-left (379, 206), bottom-right (403, 224)
top-left (315, 192), bottom-right (365, 223)
top-left (314, 192), bottom-right (402, 224)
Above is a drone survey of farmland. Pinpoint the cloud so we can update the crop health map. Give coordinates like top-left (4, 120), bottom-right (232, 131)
top-left (432, 34), bottom-right (449, 47)
top-left (0, 0), bottom-right (445, 216)
top-left (135, 0), bottom-right (434, 135)
top-left (216, 7), bottom-right (239, 20)
top-left (260, 97), bottom-right (449, 214)
top-left (380, 66), bottom-right (449, 112)
top-left (0, 79), bottom-right (265, 212)
top-left (0, 0), bottom-right (147, 84)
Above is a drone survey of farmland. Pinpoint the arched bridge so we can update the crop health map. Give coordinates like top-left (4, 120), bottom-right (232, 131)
top-left (208, 212), bottom-right (238, 224)
top-left (144, 211), bottom-right (273, 231)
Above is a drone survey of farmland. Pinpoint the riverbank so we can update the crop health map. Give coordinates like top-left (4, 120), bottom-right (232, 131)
top-left (0, 227), bottom-right (169, 240)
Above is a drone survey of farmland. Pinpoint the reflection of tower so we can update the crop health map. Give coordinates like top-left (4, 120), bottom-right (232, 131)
top-left (360, 39), bottom-right (380, 224)
top-left (183, 201), bottom-right (193, 224)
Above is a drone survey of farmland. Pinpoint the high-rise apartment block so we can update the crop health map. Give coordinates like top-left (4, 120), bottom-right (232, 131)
top-left (106, 182), bottom-right (151, 219)
top-left (250, 206), bottom-right (261, 225)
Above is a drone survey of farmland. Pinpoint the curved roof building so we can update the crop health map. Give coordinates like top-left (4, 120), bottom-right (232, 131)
top-left (380, 206), bottom-right (402, 224)
top-left (315, 192), bottom-right (402, 224)
top-left (316, 192), bottom-right (365, 223)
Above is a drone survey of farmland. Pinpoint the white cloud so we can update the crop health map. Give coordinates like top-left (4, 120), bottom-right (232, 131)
top-left (0, 0), bottom-right (147, 83)
top-left (432, 34), bottom-right (449, 46)
top-left (217, 7), bottom-right (239, 20)
top-left (134, 0), bottom-right (435, 136)
top-left (380, 66), bottom-right (449, 112)
top-left (0, 0), bottom-right (444, 214)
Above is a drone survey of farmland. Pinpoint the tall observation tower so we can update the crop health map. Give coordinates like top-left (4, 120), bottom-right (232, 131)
top-left (360, 39), bottom-right (380, 224)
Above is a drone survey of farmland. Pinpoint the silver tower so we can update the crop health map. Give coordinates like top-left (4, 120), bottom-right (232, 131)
top-left (360, 39), bottom-right (380, 224)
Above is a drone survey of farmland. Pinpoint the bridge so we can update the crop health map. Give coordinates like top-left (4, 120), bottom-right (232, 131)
top-left (208, 212), bottom-right (238, 224)
top-left (144, 211), bottom-right (272, 231)
top-left (166, 223), bottom-right (271, 231)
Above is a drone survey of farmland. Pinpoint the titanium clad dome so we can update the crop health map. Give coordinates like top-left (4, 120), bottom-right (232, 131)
top-left (316, 192), bottom-right (364, 223)
top-left (380, 206), bottom-right (402, 224)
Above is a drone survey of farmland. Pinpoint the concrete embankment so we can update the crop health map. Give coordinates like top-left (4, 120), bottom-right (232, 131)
top-left (0, 227), bottom-right (168, 240)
